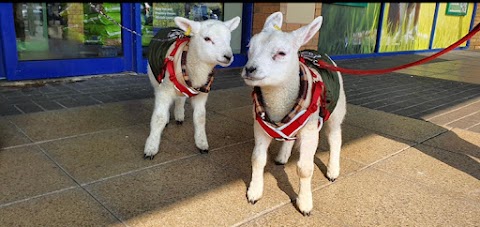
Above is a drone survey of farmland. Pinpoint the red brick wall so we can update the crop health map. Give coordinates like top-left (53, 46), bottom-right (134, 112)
top-left (252, 3), bottom-right (322, 51)
top-left (470, 4), bottom-right (480, 50)
top-left (252, 3), bottom-right (281, 35)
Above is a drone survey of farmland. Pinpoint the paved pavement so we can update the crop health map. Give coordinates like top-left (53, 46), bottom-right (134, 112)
top-left (1, 50), bottom-right (479, 133)
top-left (0, 50), bottom-right (479, 226)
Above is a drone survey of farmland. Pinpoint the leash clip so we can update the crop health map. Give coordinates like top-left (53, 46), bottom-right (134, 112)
top-left (300, 51), bottom-right (323, 67)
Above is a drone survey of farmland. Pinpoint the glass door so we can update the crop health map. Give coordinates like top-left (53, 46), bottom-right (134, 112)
top-left (133, 2), bottom-right (252, 73)
top-left (0, 2), bottom-right (135, 81)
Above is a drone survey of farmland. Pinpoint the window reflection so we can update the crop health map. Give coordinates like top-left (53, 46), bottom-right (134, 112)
top-left (13, 3), bottom-right (123, 61)
top-left (141, 2), bottom-right (224, 57)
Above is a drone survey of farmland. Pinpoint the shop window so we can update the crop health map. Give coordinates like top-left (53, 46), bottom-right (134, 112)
top-left (379, 3), bottom-right (436, 52)
top-left (141, 2), bottom-right (237, 57)
top-left (432, 3), bottom-right (474, 49)
top-left (318, 3), bottom-right (381, 55)
top-left (13, 3), bottom-right (123, 61)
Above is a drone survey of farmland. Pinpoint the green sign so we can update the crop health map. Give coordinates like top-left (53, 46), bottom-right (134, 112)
top-left (152, 3), bottom-right (185, 28)
top-left (334, 3), bottom-right (368, 8)
top-left (446, 3), bottom-right (468, 16)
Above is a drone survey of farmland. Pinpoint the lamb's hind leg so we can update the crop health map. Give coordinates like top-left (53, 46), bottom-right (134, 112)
top-left (174, 96), bottom-right (186, 125)
top-left (325, 120), bottom-right (342, 182)
top-left (275, 140), bottom-right (295, 165)
top-left (324, 100), bottom-right (346, 181)
top-left (324, 67), bottom-right (346, 181)
top-left (144, 90), bottom-right (173, 159)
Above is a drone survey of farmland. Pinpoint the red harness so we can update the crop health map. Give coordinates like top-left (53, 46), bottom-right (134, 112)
top-left (254, 58), bottom-right (329, 141)
top-left (157, 37), bottom-right (201, 97)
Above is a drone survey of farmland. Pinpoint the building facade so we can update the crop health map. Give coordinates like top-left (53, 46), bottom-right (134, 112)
top-left (0, 2), bottom-right (478, 81)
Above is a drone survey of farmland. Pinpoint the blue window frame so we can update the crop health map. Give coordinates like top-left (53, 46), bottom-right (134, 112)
top-left (0, 18), bottom-right (5, 79)
top-left (0, 3), bottom-right (253, 81)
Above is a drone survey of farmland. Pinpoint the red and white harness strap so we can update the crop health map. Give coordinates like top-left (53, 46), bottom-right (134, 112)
top-left (158, 37), bottom-right (200, 97)
top-left (255, 62), bottom-right (327, 141)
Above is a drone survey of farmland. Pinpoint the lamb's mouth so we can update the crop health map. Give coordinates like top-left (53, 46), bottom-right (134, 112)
top-left (242, 76), bottom-right (265, 81)
top-left (218, 59), bottom-right (232, 66)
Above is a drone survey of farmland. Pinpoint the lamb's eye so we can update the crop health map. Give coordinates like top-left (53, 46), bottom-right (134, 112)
top-left (272, 51), bottom-right (286, 61)
top-left (204, 37), bottom-right (211, 42)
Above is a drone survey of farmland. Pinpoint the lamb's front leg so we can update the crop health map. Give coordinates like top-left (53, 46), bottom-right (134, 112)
top-left (144, 91), bottom-right (174, 159)
top-left (247, 121), bottom-right (272, 204)
top-left (190, 93), bottom-right (209, 153)
top-left (296, 122), bottom-right (319, 216)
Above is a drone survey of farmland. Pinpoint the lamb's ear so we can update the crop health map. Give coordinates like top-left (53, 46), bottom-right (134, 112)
top-left (291, 16), bottom-right (323, 48)
top-left (224, 16), bottom-right (241, 32)
top-left (174, 17), bottom-right (201, 35)
top-left (262, 12), bottom-right (283, 32)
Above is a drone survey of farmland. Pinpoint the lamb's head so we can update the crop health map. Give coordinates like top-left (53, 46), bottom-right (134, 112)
top-left (174, 16), bottom-right (241, 67)
top-left (242, 12), bottom-right (323, 87)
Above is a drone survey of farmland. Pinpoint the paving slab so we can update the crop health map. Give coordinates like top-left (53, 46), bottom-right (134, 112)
top-left (7, 103), bottom-right (152, 142)
top-left (0, 119), bottom-right (31, 149)
top-left (84, 155), bottom-right (242, 226)
top-left (374, 144), bottom-right (480, 201)
top-left (305, 168), bottom-right (480, 227)
top-left (422, 128), bottom-right (480, 157)
top-left (344, 104), bottom-right (448, 143)
top-left (0, 145), bottom-right (76, 206)
top-left (0, 188), bottom-right (122, 227)
top-left (39, 124), bottom-right (195, 184)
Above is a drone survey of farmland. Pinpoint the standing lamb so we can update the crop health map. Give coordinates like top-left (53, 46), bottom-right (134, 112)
top-left (144, 16), bottom-right (241, 159)
top-left (241, 12), bottom-right (347, 216)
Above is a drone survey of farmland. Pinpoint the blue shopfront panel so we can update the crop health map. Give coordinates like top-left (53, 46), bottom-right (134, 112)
top-left (0, 3), bottom-right (135, 81)
top-left (0, 15), bottom-right (5, 79)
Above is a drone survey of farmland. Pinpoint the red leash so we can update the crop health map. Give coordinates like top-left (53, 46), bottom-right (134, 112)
top-left (315, 23), bottom-right (480, 75)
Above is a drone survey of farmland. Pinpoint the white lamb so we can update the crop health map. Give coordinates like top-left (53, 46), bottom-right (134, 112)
top-left (144, 16), bottom-right (241, 159)
top-left (241, 12), bottom-right (346, 216)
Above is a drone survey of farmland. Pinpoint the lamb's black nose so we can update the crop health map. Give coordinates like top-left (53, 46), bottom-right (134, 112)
top-left (224, 55), bottom-right (232, 62)
top-left (245, 66), bottom-right (256, 74)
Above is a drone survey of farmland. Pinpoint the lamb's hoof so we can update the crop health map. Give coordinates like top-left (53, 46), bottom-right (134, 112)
top-left (293, 198), bottom-right (312, 217)
top-left (302, 211), bottom-right (311, 217)
top-left (327, 177), bottom-right (336, 182)
top-left (143, 154), bottom-right (155, 160)
top-left (247, 195), bottom-right (258, 205)
top-left (198, 148), bottom-right (209, 154)
top-left (176, 120), bottom-right (183, 125)
top-left (274, 160), bottom-right (285, 165)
